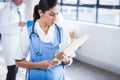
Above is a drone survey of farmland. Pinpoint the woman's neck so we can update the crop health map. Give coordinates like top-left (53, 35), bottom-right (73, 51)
top-left (39, 19), bottom-right (50, 34)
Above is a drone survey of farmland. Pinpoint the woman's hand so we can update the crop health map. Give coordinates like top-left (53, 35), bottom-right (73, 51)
top-left (55, 52), bottom-right (69, 63)
top-left (39, 60), bottom-right (59, 70)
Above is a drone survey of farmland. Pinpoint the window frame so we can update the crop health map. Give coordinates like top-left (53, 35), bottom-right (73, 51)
top-left (59, 0), bottom-right (120, 27)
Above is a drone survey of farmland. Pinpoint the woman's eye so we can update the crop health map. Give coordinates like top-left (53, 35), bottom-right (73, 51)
top-left (49, 14), bottom-right (55, 16)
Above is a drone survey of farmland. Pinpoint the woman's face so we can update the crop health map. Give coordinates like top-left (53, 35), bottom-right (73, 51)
top-left (40, 5), bottom-right (59, 26)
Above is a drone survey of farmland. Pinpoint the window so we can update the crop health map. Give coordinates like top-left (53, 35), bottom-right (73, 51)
top-left (63, 0), bottom-right (77, 4)
top-left (78, 7), bottom-right (96, 22)
top-left (61, 6), bottom-right (77, 20)
top-left (60, 0), bottom-right (120, 26)
top-left (98, 0), bottom-right (120, 26)
top-left (100, 0), bottom-right (119, 5)
top-left (98, 8), bottom-right (120, 26)
top-left (79, 0), bottom-right (97, 5)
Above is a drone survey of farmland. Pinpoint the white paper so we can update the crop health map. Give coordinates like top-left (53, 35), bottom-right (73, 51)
top-left (52, 34), bottom-right (90, 62)
top-left (64, 34), bottom-right (90, 56)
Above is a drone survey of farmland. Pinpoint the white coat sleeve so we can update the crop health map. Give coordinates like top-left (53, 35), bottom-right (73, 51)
top-left (60, 29), bottom-right (75, 66)
top-left (56, 13), bottom-right (64, 27)
top-left (15, 27), bottom-right (29, 60)
top-left (62, 29), bottom-right (76, 57)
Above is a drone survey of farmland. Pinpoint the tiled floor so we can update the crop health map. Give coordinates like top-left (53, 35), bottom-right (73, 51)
top-left (0, 55), bottom-right (120, 80)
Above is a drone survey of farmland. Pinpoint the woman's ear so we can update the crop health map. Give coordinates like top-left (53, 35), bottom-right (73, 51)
top-left (38, 9), bottom-right (43, 17)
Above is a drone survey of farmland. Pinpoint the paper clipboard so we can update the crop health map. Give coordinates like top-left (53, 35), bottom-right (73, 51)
top-left (63, 34), bottom-right (90, 56)
top-left (52, 34), bottom-right (90, 62)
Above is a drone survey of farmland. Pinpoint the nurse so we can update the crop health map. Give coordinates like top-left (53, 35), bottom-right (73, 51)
top-left (0, 0), bottom-right (26, 80)
top-left (15, 0), bottom-right (75, 80)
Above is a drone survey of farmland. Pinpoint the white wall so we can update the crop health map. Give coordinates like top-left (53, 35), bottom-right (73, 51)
top-left (63, 19), bottom-right (120, 75)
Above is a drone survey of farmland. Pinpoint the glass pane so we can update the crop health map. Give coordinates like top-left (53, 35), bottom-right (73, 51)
top-left (78, 7), bottom-right (96, 22)
top-left (63, 0), bottom-right (77, 4)
top-left (61, 6), bottom-right (77, 20)
top-left (100, 0), bottom-right (120, 5)
top-left (58, 0), bottom-right (61, 3)
top-left (98, 8), bottom-right (120, 26)
top-left (79, 0), bottom-right (97, 5)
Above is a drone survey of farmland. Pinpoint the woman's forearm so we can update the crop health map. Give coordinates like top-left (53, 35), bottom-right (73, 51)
top-left (15, 59), bottom-right (59, 70)
top-left (15, 59), bottom-right (42, 69)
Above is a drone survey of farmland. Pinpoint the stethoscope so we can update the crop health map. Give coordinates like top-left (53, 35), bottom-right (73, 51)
top-left (30, 23), bottom-right (61, 56)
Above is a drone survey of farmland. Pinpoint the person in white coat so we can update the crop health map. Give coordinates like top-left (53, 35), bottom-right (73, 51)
top-left (0, 0), bottom-right (26, 80)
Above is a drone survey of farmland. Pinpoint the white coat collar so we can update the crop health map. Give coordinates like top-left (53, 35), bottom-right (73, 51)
top-left (10, 1), bottom-right (18, 10)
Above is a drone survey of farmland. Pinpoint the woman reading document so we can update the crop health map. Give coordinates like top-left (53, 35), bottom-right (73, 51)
top-left (15, 0), bottom-right (75, 80)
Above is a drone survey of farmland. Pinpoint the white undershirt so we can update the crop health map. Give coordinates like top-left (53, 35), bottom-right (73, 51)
top-left (35, 20), bottom-right (54, 43)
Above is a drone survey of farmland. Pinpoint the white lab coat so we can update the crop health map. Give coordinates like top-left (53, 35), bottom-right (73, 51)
top-left (56, 12), bottom-right (64, 27)
top-left (0, 3), bottom-right (25, 66)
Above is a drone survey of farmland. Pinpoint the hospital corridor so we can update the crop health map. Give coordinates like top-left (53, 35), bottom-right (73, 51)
top-left (0, 0), bottom-right (120, 80)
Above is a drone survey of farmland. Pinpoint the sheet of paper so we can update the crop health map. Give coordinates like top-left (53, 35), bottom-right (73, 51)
top-left (64, 34), bottom-right (90, 56)
top-left (52, 34), bottom-right (90, 62)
